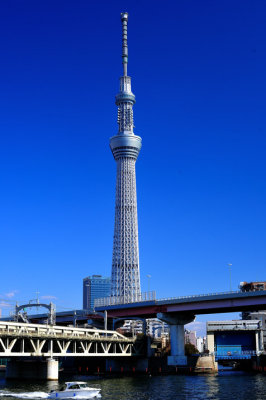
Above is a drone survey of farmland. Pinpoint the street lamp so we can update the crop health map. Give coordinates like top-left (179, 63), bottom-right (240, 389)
top-left (227, 263), bottom-right (232, 291)
top-left (147, 274), bottom-right (151, 295)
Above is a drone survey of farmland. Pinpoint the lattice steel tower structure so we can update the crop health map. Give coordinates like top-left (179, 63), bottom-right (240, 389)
top-left (110, 12), bottom-right (142, 302)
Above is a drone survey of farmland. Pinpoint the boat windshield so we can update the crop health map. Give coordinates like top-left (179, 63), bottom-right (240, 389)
top-left (78, 384), bottom-right (88, 389)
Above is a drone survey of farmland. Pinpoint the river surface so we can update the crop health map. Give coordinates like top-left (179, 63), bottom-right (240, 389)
top-left (0, 371), bottom-right (266, 400)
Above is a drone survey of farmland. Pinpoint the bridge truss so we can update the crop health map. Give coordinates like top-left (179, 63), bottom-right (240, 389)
top-left (0, 321), bottom-right (137, 357)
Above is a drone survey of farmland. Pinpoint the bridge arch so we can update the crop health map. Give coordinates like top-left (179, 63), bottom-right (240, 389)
top-left (15, 302), bottom-right (56, 325)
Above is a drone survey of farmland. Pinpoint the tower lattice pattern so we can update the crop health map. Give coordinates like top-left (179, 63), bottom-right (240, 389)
top-left (109, 13), bottom-right (142, 302)
top-left (111, 157), bottom-right (140, 301)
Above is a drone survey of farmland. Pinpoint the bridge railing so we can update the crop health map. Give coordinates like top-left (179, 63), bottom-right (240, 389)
top-left (0, 320), bottom-right (132, 341)
top-left (94, 291), bottom-right (156, 307)
top-left (214, 350), bottom-right (259, 359)
top-left (157, 290), bottom-right (241, 302)
top-left (94, 288), bottom-right (266, 307)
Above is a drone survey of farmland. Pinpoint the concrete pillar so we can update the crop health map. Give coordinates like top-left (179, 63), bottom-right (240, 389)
top-left (46, 359), bottom-right (59, 381)
top-left (255, 331), bottom-right (259, 354)
top-left (207, 333), bottom-right (215, 353)
top-left (157, 312), bottom-right (195, 366)
top-left (169, 324), bottom-right (185, 357)
top-left (146, 335), bottom-right (153, 358)
top-left (104, 310), bottom-right (108, 331)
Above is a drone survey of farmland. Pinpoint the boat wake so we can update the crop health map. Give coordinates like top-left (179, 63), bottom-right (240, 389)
top-left (0, 392), bottom-right (101, 399)
top-left (0, 392), bottom-right (49, 399)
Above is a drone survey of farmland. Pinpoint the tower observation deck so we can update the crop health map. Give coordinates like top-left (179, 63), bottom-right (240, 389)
top-left (110, 12), bottom-right (142, 303)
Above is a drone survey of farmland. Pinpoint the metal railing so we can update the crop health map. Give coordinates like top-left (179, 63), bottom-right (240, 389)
top-left (157, 290), bottom-right (242, 302)
top-left (0, 320), bottom-right (132, 341)
top-left (215, 350), bottom-right (258, 359)
top-left (0, 321), bottom-right (136, 358)
top-left (94, 291), bottom-right (156, 307)
top-left (215, 350), bottom-right (257, 356)
top-left (94, 288), bottom-right (266, 307)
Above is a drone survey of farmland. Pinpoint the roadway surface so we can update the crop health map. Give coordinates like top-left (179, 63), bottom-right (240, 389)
top-left (2, 291), bottom-right (266, 326)
top-left (95, 290), bottom-right (266, 318)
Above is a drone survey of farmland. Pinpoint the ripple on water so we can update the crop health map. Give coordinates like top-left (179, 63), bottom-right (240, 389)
top-left (0, 373), bottom-right (266, 400)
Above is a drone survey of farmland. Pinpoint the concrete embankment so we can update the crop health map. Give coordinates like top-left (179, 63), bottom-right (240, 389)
top-left (61, 355), bottom-right (218, 376)
top-left (189, 355), bottom-right (218, 373)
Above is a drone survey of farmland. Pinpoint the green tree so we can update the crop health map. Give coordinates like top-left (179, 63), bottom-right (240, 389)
top-left (185, 343), bottom-right (199, 355)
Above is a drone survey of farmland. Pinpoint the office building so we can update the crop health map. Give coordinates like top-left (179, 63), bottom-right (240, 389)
top-left (83, 275), bottom-right (111, 310)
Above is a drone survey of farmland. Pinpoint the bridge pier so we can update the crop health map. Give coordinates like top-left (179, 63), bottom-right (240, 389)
top-left (157, 313), bottom-right (195, 366)
top-left (46, 358), bottom-right (59, 380)
top-left (6, 358), bottom-right (58, 380)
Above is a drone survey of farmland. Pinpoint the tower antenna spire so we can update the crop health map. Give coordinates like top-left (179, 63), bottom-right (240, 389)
top-left (121, 12), bottom-right (129, 76)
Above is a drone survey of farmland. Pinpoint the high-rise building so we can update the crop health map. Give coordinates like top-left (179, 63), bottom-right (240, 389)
top-left (110, 13), bottom-right (142, 302)
top-left (83, 275), bottom-right (111, 310)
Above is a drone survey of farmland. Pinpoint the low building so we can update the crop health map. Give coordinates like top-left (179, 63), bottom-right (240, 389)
top-left (185, 330), bottom-right (197, 347)
top-left (207, 320), bottom-right (263, 359)
top-left (240, 281), bottom-right (266, 350)
top-left (147, 319), bottom-right (169, 338)
top-left (241, 311), bottom-right (266, 351)
top-left (196, 336), bottom-right (206, 353)
top-left (240, 281), bottom-right (266, 292)
top-left (119, 320), bottom-right (143, 336)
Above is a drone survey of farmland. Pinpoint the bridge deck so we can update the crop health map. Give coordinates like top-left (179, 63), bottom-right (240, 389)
top-left (95, 290), bottom-right (266, 318)
top-left (0, 321), bottom-right (136, 357)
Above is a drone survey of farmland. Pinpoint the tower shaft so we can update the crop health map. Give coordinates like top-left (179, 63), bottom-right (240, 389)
top-left (111, 157), bottom-right (140, 300)
top-left (110, 13), bottom-right (142, 302)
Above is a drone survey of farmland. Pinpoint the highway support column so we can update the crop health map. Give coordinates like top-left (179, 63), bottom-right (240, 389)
top-left (157, 313), bottom-right (195, 366)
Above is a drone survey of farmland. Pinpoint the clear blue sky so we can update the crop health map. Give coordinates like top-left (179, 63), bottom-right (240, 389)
top-left (0, 0), bottom-right (265, 332)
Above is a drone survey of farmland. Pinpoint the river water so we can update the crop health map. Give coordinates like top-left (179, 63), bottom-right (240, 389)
top-left (0, 371), bottom-right (266, 400)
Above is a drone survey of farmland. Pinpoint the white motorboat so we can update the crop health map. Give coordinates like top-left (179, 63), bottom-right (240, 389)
top-left (49, 382), bottom-right (100, 399)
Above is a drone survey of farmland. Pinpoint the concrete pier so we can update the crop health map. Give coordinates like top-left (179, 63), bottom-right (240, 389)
top-left (193, 355), bottom-right (218, 373)
top-left (157, 313), bottom-right (195, 366)
top-left (6, 358), bottom-right (58, 380)
top-left (46, 358), bottom-right (59, 380)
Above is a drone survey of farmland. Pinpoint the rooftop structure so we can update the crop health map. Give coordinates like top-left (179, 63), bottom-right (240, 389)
top-left (240, 281), bottom-right (266, 292)
top-left (207, 320), bottom-right (262, 331)
top-left (110, 13), bottom-right (142, 303)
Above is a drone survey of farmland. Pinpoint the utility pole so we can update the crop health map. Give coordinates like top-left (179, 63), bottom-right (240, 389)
top-left (227, 263), bottom-right (232, 291)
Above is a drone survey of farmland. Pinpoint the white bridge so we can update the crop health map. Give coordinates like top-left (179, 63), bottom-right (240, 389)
top-left (0, 321), bottom-right (137, 357)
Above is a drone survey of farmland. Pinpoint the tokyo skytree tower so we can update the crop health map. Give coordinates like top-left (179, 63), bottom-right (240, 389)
top-left (110, 12), bottom-right (142, 302)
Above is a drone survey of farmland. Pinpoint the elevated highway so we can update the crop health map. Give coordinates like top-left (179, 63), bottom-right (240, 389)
top-left (94, 290), bottom-right (266, 318)
top-left (95, 290), bottom-right (266, 367)
top-left (2, 290), bottom-right (265, 369)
